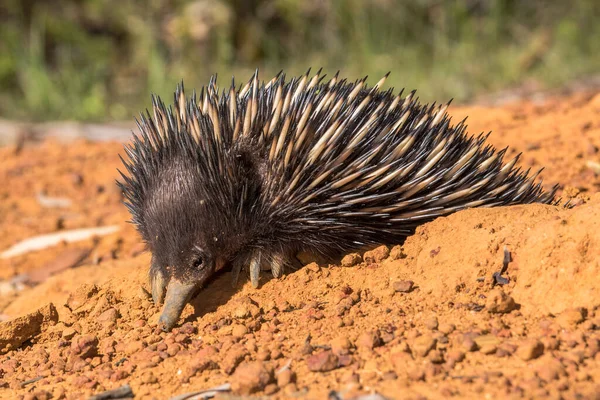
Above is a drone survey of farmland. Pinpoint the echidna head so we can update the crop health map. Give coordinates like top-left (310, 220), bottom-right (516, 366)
top-left (142, 157), bottom-right (230, 329)
top-left (120, 138), bottom-right (260, 331)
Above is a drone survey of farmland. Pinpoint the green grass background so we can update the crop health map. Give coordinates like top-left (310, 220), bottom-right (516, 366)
top-left (0, 0), bottom-right (599, 121)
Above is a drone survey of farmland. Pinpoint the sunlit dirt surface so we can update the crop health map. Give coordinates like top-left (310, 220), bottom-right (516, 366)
top-left (1, 92), bottom-right (600, 399)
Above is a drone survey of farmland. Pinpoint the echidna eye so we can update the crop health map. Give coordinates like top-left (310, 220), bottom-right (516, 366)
top-left (191, 256), bottom-right (203, 269)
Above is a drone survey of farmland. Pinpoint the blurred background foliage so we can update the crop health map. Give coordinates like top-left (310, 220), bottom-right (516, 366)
top-left (0, 0), bottom-right (599, 121)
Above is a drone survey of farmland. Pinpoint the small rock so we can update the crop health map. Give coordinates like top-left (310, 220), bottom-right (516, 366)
top-left (363, 245), bottom-right (390, 263)
top-left (428, 350), bottom-right (444, 364)
top-left (479, 344), bottom-right (498, 355)
top-left (277, 369), bottom-right (293, 387)
top-left (389, 245), bottom-right (405, 260)
top-left (393, 280), bottom-right (414, 293)
top-left (62, 327), bottom-right (77, 340)
top-left (425, 316), bottom-right (439, 330)
top-left (231, 362), bottom-right (273, 395)
top-left (231, 324), bottom-right (248, 337)
top-left (180, 359), bottom-right (217, 383)
top-left (123, 340), bottom-right (144, 356)
top-left (474, 334), bottom-right (500, 350)
top-left (341, 253), bottom-right (362, 267)
top-left (461, 338), bottom-right (477, 352)
top-left (331, 336), bottom-right (352, 355)
top-left (517, 340), bottom-right (544, 361)
top-left (222, 347), bottom-right (248, 374)
top-left (357, 330), bottom-right (381, 350)
top-left (233, 305), bottom-right (251, 319)
top-left (70, 335), bottom-right (99, 358)
top-left (446, 350), bottom-right (465, 364)
top-left (536, 358), bottom-right (565, 382)
top-left (438, 323), bottom-right (455, 335)
top-left (412, 335), bottom-right (437, 357)
top-left (264, 384), bottom-right (278, 395)
top-left (556, 308), bottom-right (586, 328)
top-left (390, 349), bottom-right (412, 372)
top-left (140, 371), bottom-right (158, 384)
top-left (486, 289), bottom-right (517, 313)
top-left (306, 350), bottom-right (339, 372)
top-left (97, 308), bottom-right (119, 325)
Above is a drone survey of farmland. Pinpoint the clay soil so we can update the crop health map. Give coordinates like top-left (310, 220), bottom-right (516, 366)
top-left (1, 92), bottom-right (600, 400)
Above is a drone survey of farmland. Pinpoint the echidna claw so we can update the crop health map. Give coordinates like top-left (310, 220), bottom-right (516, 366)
top-left (150, 264), bottom-right (167, 305)
top-left (231, 259), bottom-right (243, 288)
top-left (249, 252), bottom-right (261, 288)
top-left (290, 255), bottom-right (303, 271)
top-left (270, 253), bottom-right (284, 278)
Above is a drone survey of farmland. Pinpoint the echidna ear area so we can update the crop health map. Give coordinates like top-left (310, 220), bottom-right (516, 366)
top-left (119, 70), bottom-right (557, 252)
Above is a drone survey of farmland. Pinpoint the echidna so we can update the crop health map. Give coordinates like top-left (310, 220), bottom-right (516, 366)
top-left (119, 69), bottom-right (557, 331)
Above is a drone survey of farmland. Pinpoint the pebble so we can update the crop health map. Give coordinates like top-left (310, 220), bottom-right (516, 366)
top-left (341, 253), bottom-right (362, 267)
top-left (61, 328), bottom-right (77, 340)
top-left (231, 362), bottom-right (273, 395)
top-left (428, 349), bottom-right (444, 364)
top-left (412, 335), bottom-right (437, 357)
top-left (140, 371), bottom-right (158, 384)
top-left (264, 383), bottom-right (278, 395)
top-left (70, 335), bottom-right (98, 358)
top-left (166, 343), bottom-right (181, 357)
top-left (517, 340), bottom-right (545, 361)
top-left (306, 350), bottom-right (339, 372)
top-left (536, 358), bottom-right (566, 382)
top-left (438, 323), bottom-right (455, 335)
top-left (486, 289), bottom-right (517, 313)
top-left (331, 336), bottom-right (353, 355)
top-left (222, 347), bottom-right (248, 374)
top-left (556, 308), bottom-right (586, 328)
top-left (393, 280), bottom-right (414, 293)
top-left (277, 368), bottom-right (293, 387)
top-left (124, 340), bottom-right (145, 355)
top-left (363, 245), bottom-right (390, 263)
top-left (97, 308), bottom-right (119, 325)
top-left (461, 338), bottom-right (477, 352)
top-left (389, 245), bottom-right (405, 260)
top-left (446, 350), bottom-right (465, 364)
top-left (180, 359), bottom-right (216, 383)
top-left (357, 330), bottom-right (381, 350)
top-left (424, 316), bottom-right (439, 330)
top-left (231, 324), bottom-right (248, 337)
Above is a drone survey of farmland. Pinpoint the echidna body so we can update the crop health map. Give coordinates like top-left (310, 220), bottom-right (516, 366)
top-left (119, 70), bottom-right (557, 330)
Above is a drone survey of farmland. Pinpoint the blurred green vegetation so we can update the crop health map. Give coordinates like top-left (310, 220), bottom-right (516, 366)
top-left (0, 0), bottom-right (599, 121)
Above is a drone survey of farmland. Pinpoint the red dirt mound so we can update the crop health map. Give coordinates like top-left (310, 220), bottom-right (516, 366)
top-left (1, 91), bottom-right (600, 399)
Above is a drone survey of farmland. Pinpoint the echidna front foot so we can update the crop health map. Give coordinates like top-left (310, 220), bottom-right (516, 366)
top-left (231, 250), bottom-right (291, 288)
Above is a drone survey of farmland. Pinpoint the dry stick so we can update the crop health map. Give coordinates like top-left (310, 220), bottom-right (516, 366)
top-left (169, 383), bottom-right (231, 400)
top-left (20, 376), bottom-right (43, 388)
top-left (492, 246), bottom-right (512, 287)
top-left (88, 384), bottom-right (134, 400)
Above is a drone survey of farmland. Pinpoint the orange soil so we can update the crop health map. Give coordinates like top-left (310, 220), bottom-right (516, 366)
top-left (1, 91), bottom-right (600, 399)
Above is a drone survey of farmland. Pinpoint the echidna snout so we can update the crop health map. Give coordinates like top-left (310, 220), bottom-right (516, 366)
top-left (119, 69), bottom-right (557, 331)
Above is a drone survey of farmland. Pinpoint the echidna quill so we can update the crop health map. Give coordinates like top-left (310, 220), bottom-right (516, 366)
top-left (118, 69), bottom-right (557, 331)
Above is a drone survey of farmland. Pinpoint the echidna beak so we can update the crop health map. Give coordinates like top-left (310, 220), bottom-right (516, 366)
top-left (158, 279), bottom-right (198, 332)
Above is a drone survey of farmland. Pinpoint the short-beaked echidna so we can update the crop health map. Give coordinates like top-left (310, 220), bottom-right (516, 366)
top-left (118, 70), bottom-right (557, 331)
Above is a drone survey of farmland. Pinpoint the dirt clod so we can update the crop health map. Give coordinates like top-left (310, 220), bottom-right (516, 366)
top-left (517, 339), bottom-right (545, 361)
top-left (231, 362), bottom-right (273, 395)
top-left (306, 350), bottom-right (339, 372)
top-left (363, 246), bottom-right (390, 263)
top-left (486, 289), bottom-right (518, 313)
top-left (393, 280), bottom-right (414, 293)
top-left (341, 253), bottom-right (362, 267)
